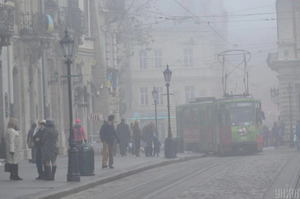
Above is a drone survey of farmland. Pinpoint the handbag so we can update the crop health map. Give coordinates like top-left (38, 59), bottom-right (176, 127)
top-left (4, 163), bottom-right (11, 172)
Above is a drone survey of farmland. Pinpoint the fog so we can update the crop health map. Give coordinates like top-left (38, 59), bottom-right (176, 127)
top-left (131, 0), bottom-right (279, 126)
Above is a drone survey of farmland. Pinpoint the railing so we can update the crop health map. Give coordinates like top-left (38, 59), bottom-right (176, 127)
top-left (19, 12), bottom-right (44, 36)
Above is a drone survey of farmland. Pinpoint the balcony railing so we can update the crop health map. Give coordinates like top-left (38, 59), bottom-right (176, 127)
top-left (19, 12), bottom-right (44, 36)
top-left (0, 4), bottom-right (14, 46)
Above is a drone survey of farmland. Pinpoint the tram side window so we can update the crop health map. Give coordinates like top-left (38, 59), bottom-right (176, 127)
top-left (183, 108), bottom-right (199, 128)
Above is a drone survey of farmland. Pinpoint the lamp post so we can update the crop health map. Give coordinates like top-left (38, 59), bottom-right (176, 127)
top-left (287, 83), bottom-right (294, 147)
top-left (163, 65), bottom-right (177, 158)
top-left (152, 87), bottom-right (158, 136)
top-left (60, 29), bottom-right (80, 182)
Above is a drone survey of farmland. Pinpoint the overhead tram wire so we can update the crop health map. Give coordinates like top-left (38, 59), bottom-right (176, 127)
top-left (173, 0), bottom-right (238, 48)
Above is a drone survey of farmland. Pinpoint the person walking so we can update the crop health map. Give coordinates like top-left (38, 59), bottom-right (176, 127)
top-left (99, 115), bottom-right (119, 169)
top-left (132, 120), bottom-right (142, 157)
top-left (296, 120), bottom-right (300, 151)
top-left (33, 120), bottom-right (47, 180)
top-left (27, 122), bottom-right (37, 163)
top-left (130, 122), bottom-right (135, 155)
top-left (262, 125), bottom-right (270, 147)
top-left (73, 119), bottom-right (87, 147)
top-left (116, 119), bottom-right (131, 156)
top-left (271, 122), bottom-right (280, 147)
top-left (5, 118), bottom-right (22, 181)
top-left (153, 135), bottom-right (161, 157)
top-left (142, 123), bottom-right (154, 157)
top-left (42, 118), bottom-right (58, 181)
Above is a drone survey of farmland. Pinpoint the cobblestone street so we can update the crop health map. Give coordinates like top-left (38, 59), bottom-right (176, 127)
top-left (62, 147), bottom-right (300, 199)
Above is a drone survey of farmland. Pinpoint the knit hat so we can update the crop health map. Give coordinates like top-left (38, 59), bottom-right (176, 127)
top-left (76, 119), bottom-right (81, 124)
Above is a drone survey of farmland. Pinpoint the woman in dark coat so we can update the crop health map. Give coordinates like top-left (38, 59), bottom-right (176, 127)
top-left (132, 121), bottom-right (142, 157)
top-left (33, 120), bottom-right (46, 180)
top-left (42, 118), bottom-right (58, 180)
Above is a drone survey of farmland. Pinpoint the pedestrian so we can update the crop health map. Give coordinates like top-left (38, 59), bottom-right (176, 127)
top-left (271, 122), bottom-right (280, 147)
top-left (130, 122), bottom-right (135, 155)
top-left (42, 118), bottom-right (58, 181)
top-left (5, 118), bottom-right (23, 181)
top-left (116, 118), bottom-right (131, 156)
top-left (142, 123), bottom-right (154, 157)
top-left (73, 119), bottom-right (87, 147)
top-left (132, 120), bottom-right (142, 157)
top-left (296, 120), bottom-right (300, 151)
top-left (27, 122), bottom-right (37, 163)
top-left (99, 115), bottom-right (119, 169)
top-left (33, 120), bottom-right (47, 180)
top-left (153, 135), bottom-right (161, 157)
top-left (262, 125), bottom-right (270, 147)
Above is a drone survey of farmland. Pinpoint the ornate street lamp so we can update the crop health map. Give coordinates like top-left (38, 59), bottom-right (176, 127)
top-left (60, 29), bottom-right (80, 182)
top-left (163, 65), bottom-right (177, 158)
top-left (287, 83), bottom-right (294, 147)
top-left (152, 87), bottom-right (159, 136)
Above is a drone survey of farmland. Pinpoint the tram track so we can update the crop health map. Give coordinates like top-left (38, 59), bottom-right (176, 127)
top-left (105, 156), bottom-right (242, 199)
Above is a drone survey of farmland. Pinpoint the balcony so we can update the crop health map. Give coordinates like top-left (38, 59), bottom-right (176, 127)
top-left (0, 4), bottom-right (14, 47)
top-left (19, 12), bottom-right (43, 36)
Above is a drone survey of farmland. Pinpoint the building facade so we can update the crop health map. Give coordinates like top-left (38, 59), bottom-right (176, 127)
top-left (122, 0), bottom-right (227, 140)
top-left (268, 0), bottom-right (300, 143)
top-left (0, 0), bottom-right (123, 160)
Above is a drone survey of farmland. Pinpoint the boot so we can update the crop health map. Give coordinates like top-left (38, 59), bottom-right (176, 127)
top-left (14, 164), bottom-right (23, 180)
top-left (9, 171), bottom-right (14, 181)
top-left (51, 166), bottom-right (56, 181)
top-left (44, 165), bottom-right (52, 181)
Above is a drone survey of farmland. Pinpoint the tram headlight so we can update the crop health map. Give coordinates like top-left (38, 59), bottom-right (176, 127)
top-left (238, 127), bottom-right (248, 136)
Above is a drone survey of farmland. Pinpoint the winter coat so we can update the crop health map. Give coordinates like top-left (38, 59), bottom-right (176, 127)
top-left (73, 125), bottom-right (87, 142)
top-left (33, 128), bottom-right (45, 148)
top-left (132, 125), bottom-right (142, 141)
top-left (5, 128), bottom-right (22, 164)
top-left (41, 125), bottom-right (58, 163)
top-left (116, 122), bottom-right (131, 142)
top-left (142, 125), bottom-right (154, 147)
top-left (99, 121), bottom-right (119, 146)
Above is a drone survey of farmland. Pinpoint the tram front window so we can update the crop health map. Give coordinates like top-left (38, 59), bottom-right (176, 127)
top-left (230, 103), bottom-right (255, 126)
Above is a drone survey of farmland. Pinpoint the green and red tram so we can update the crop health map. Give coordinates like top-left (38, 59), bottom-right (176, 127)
top-left (176, 96), bottom-right (264, 155)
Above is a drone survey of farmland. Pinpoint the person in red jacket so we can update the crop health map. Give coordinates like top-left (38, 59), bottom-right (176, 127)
top-left (73, 119), bottom-right (87, 146)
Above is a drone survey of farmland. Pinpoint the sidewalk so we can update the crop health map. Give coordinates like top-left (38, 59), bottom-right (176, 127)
top-left (0, 152), bottom-right (205, 199)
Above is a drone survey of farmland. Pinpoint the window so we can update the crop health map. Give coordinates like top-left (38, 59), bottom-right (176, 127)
top-left (154, 49), bottom-right (162, 68)
top-left (140, 87), bottom-right (148, 105)
top-left (157, 87), bottom-right (163, 105)
top-left (183, 48), bottom-right (193, 67)
top-left (139, 50), bottom-right (147, 69)
top-left (185, 86), bottom-right (195, 103)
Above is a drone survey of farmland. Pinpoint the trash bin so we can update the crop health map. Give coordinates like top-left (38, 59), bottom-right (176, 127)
top-left (78, 143), bottom-right (95, 176)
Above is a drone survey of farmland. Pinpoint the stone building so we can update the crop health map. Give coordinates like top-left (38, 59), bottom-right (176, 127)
top-left (121, 0), bottom-right (227, 139)
top-left (267, 0), bottom-right (300, 144)
top-left (0, 0), bottom-right (123, 160)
